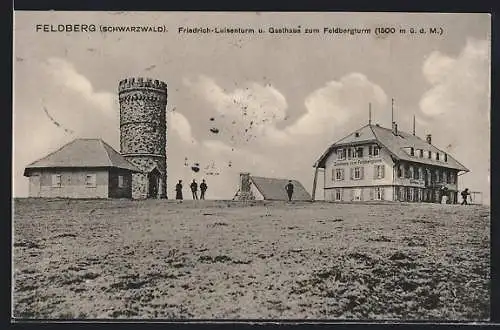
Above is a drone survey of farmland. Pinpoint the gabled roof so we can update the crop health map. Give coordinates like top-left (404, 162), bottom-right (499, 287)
top-left (24, 138), bottom-right (141, 176)
top-left (250, 176), bottom-right (311, 201)
top-left (314, 124), bottom-right (469, 172)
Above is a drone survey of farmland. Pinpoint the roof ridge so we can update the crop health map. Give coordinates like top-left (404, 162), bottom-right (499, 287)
top-left (98, 139), bottom-right (115, 167)
top-left (100, 139), bottom-right (143, 172)
top-left (26, 138), bottom-right (77, 167)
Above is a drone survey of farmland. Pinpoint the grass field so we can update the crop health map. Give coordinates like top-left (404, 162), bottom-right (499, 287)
top-left (12, 198), bottom-right (490, 320)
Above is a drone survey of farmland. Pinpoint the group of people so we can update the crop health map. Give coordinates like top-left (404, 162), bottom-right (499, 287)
top-left (175, 179), bottom-right (208, 200)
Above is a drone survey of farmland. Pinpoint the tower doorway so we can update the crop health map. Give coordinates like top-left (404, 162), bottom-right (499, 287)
top-left (148, 168), bottom-right (161, 199)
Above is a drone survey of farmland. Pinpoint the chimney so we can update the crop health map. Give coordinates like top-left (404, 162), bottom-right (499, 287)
top-left (426, 134), bottom-right (432, 144)
top-left (392, 122), bottom-right (398, 135)
top-left (240, 172), bottom-right (251, 193)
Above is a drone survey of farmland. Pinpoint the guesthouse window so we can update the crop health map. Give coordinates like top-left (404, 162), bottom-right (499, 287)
top-left (353, 167), bottom-right (363, 180)
top-left (51, 174), bottom-right (62, 188)
top-left (414, 167), bottom-right (419, 179)
top-left (85, 173), bottom-right (97, 188)
top-left (375, 165), bottom-right (385, 179)
top-left (337, 148), bottom-right (346, 160)
top-left (335, 189), bottom-right (342, 201)
top-left (356, 147), bottom-right (364, 158)
top-left (335, 169), bottom-right (345, 181)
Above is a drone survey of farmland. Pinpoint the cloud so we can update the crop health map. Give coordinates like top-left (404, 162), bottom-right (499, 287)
top-left (284, 73), bottom-right (387, 138)
top-left (169, 111), bottom-right (197, 145)
top-left (420, 38), bottom-right (489, 117)
top-left (43, 58), bottom-right (116, 117)
top-left (419, 38), bottom-right (490, 204)
top-left (184, 75), bottom-right (288, 147)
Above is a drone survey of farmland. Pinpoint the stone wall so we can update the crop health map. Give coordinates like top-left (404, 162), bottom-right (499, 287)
top-left (126, 156), bottom-right (167, 199)
top-left (118, 77), bottom-right (168, 199)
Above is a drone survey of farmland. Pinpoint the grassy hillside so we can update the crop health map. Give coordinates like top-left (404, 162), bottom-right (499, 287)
top-left (12, 198), bottom-right (490, 320)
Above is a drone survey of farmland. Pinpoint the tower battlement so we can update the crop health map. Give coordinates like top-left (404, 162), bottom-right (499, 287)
top-left (118, 77), bottom-right (167, 94)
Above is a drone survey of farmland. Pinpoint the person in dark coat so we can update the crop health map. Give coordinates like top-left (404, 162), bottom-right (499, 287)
top-left (285, 180), bottom-right (294, 202)
top-left (175, 180), bottom-right (183, 200)
top-left (190, 179), bottom-right (198, 200)
top-left (461, 188), bottom-right (470, 205)
top-left (200, 179), bottom-right (208, 200)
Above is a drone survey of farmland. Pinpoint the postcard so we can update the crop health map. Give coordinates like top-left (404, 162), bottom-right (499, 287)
top-left (12, 11), bottom-right (491, 321)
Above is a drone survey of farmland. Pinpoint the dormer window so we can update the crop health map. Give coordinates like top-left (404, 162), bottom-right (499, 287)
top-left (419, 149), bottom-right (424, 158)
top-left (436, 152), bottom-right (440, 161)
top-left (428, 151), bottom-right (432, 159)
top-left (356, 147), bottom-right (363, 158)
top-left (410, 147), bottom-right (414, 156)
top-left (373, 146), bottom-right (379, 157)
top-left (444, 153), bottom-right (448, 162)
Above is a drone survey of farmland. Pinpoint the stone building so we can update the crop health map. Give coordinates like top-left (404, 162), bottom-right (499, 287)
top-left (118, 77), bottom-right (168, 199)
top-left (24, 77), bottom-right (169, 200)
top-left (313, 121), bottom-right (469, 203)
top-left (23, 139), bottom-right (141, 198)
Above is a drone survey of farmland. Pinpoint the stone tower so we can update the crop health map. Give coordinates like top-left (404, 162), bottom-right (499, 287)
top-left (118, 77), bottom-right (168, 199)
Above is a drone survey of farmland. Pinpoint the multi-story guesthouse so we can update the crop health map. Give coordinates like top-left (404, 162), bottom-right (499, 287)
top-left (313, 121), bottom-right (469, 203)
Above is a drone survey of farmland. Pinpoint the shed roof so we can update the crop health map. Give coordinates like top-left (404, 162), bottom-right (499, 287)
top-left (24, 138), bottom-right (141, 176)
top-left (314, 124), bottom-right (469, 172)
top-left (250, 176), bottom-right (311, 201)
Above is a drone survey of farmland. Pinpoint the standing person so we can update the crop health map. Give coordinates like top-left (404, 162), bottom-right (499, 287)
top-left (461, 188), bottom-right (470, 205)
top-left (285, 180), bottom-right (294, 202)
top-left (175, 180), bottom-right (183, 201)
top-left (190, 179), bottom-right (198, 200)
top-left (200, 179), bottom-right (208, 200)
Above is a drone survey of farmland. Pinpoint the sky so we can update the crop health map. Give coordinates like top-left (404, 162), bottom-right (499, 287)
top-left (13, 12), bottom-right (491, 204)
